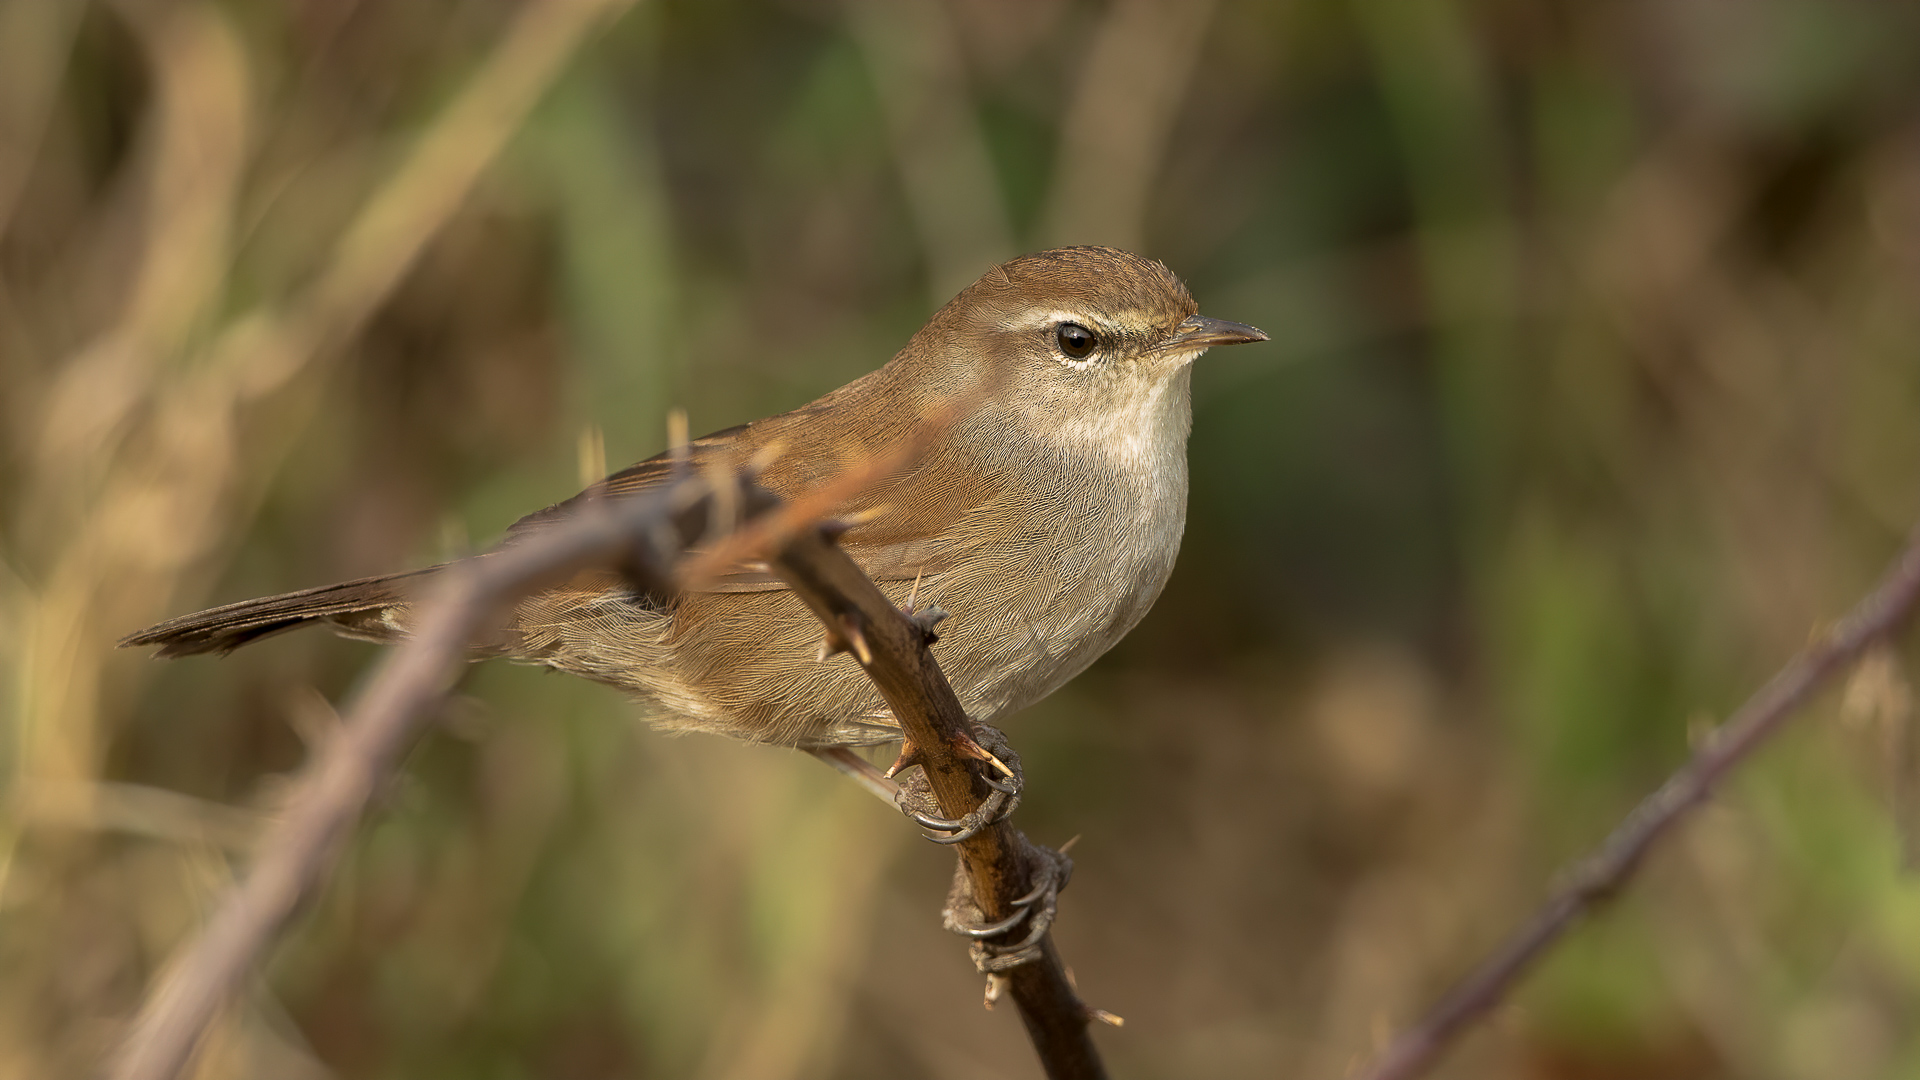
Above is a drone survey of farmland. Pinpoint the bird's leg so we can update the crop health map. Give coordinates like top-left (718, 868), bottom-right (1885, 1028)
top-left (888, 724), bottom-right (1022, 844)
top-left (809, 741), bottom-right (1066, 986)
top-left (808, 746), bottom-right (902, 806)
top-left (815, 584), bottom-right (1013, 843)
top-left (943, 835), bottom-right (1074, 978)
top-left (807, 734), bottom-right (1020, 844)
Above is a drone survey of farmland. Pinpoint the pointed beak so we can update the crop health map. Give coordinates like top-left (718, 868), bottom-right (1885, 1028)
top-left (1159, 315), bottom-right (1268, 352)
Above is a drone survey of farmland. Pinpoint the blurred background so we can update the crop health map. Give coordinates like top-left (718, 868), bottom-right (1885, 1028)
top-left (4, 0), bottom-right (1920, 1077)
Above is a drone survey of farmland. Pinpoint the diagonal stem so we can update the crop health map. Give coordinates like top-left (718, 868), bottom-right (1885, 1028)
top-left (1355, 522), bottom-right (1920, 1080)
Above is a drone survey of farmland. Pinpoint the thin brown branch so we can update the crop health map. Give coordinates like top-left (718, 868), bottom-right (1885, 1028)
top-left (111, 481), bottom-right (717, 1080)
top-left (767, 523), bottom-right (1108, 1079)
top-left (1354, 522), bottom-right (1920, 1080)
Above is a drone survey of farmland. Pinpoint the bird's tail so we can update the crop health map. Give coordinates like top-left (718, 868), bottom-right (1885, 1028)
top-left (119, 569), bottom-right (440, 658)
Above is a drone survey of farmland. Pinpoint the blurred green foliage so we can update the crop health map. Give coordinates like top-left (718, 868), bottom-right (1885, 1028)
top-left (4, 0), bottom-right (1920, 1077)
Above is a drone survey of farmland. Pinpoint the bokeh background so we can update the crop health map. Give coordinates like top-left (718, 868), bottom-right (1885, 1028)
top-left (5, 0), bottom-right (1920, 1077)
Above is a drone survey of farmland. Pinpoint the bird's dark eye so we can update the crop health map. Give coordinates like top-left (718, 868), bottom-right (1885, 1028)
top-left (1055, 322), bottom-right (1097, 359)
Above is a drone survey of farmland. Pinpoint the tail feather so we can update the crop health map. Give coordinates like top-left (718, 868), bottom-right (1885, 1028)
top-left (119, 569), bottom-right (439, 658)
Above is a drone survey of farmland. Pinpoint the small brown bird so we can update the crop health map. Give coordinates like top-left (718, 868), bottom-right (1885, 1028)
top-left (122, 247), bottom-right (1266, 751)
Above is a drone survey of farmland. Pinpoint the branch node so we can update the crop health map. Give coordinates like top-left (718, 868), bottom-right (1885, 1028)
top-left (906, 603), bottom-right (949, 644)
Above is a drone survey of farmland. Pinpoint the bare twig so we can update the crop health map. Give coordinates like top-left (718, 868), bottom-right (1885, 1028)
top-left (1354, 522), bottom-right (1920, 1080)
top-left (111, 480), bottom-right (718, 1080)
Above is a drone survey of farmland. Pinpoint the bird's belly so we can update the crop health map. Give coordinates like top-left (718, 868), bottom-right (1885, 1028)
top-left (521, 473), bottom-right (1186, 748)
top-left (927, 478), bottom-right (1187, 724)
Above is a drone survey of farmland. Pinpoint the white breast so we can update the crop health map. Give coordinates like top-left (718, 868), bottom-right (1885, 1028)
top-left (945, 365), bottom-right (1195, 720)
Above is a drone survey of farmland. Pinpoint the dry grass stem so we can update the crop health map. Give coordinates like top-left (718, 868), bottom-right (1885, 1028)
top-left (1355, 522), bottom-right (1920, 1080)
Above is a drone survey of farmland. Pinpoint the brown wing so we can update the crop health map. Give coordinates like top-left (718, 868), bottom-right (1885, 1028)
top-left (504, 420), bottom-right (967, 593)
top-left (122, 415), bottom-right (981, 657)
top-left (503, 422), bottom-right (751, 537)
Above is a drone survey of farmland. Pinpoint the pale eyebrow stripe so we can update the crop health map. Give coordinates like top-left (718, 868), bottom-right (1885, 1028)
top-left (1002, 309), bottom-right (1112, 333)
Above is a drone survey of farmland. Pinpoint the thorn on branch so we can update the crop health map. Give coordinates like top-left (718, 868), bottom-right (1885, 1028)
top-left (952, 730), bottom-right (1016, 780)
top-left (841, 613), bottom-right (873, 666)
top-left (885, 740), bottom-right (926, 780)
top-left (814, 629), bottom-right (847, 663)
top-left (1063, 965), bottom-right (1125, 1025)
top-left (812, 612), bottom-right (872, 666)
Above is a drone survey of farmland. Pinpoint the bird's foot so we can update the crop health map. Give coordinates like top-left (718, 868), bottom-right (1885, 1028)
top-left (889, 724), bottom-right (1021, 844)
top-left (944, 838), bottom-right (1073, 976)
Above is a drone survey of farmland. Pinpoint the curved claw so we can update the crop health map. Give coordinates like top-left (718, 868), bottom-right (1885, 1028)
top-left (941, 832), bottom-right (1075, 976)
top-left (925, 789), bottom-right (1008, 845)
top-left (890, 725), bottom-right (1025, 843)
top-left (1009, 879), bottom-right (1051, 908)
top-left (905, 785), bottom-right (1008, 830)
top-left (906, 806), bottom-right (968, 831)
top-left (948, 876), bottom-right (1062, 943)
top-left (944, 848), bottom-right (1070, 974)
top-left (951, 907), bottom-right (1031, 939)
top-left (928, 825), bottom-right (980, 846)
top-left (979, 910), bottom-right (1050, 956)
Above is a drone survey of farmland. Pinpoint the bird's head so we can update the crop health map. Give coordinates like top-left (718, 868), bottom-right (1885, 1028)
top-left (905, 246), bottom-right (1267, 461)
